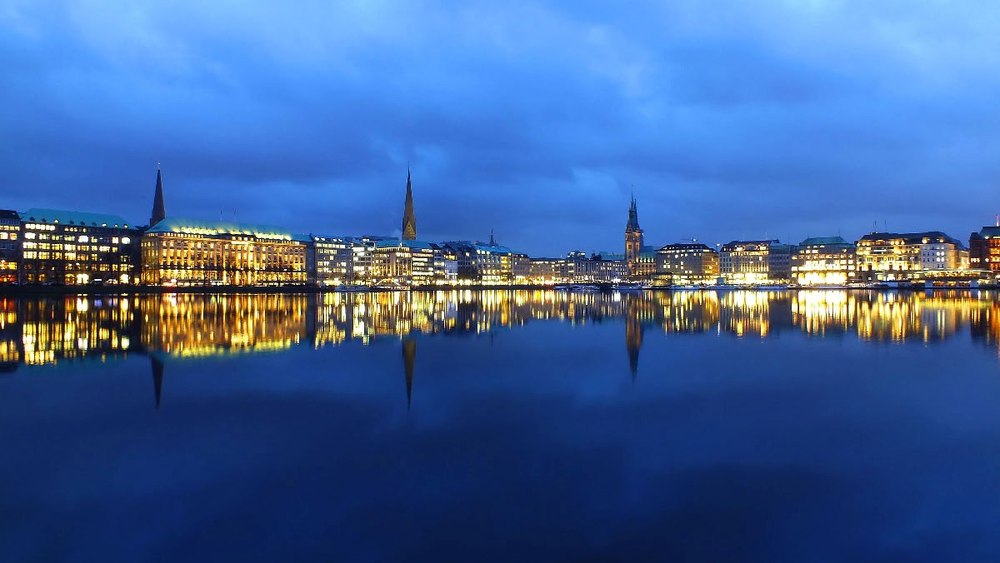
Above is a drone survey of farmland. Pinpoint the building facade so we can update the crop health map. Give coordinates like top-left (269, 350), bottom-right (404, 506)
top-left (19, 208), bottom-right (140, 285)
top-left (791, 236), bottom-right (856, 286)
top-left (655, 243), bottom-right (719, 285)
top-left (970, 226), bottom-right (1000, 272)
top-left (855, 232), bottom-right (964, 282)
top-left (720, 240), bottom-right (793, 285)
top-left (312, 236), bottom-right (353, 287)
top-left (141, 218), bottom-right (308, 286)
top-left (563, 252), bottom-right (627, 283)
top-left (371, 239), bottom-right (437, 287)
top-left (0, 210), bottom-right (19, 284)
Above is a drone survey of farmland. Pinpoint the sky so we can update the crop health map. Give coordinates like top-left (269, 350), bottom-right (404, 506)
top-left (2, 0), bottom-right (1000, 256)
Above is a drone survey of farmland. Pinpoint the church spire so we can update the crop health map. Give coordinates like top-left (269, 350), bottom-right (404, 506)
top-left (402, 168), bottom-right (417, 240)
top-left (150, 166), bottom-right (166, 226)
top-left (626, 193), bottom-right (640, 232)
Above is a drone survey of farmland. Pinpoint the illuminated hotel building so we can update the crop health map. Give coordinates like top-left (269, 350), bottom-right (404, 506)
top-left (855, 232), bottom-right (964, 282)
top-left (791, 236), bottom-right (856, 286)
top-left (141, 217), bottom-right (309, 286)
top-left (969, 226), bottom-right (1000, 272)
top-left (655, 243), bottom-right (719, 285)
top-left (19, 208), bottom-right (140, 285)
top-left (719, 240), bottom-right (792, 285)
top-left (0, 210), bottom-right (19, 284)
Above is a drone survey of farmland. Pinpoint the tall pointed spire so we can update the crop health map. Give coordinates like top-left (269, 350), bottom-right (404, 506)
top-left (402, 168), bottom-right (417, 240)
top-left (489, 228), bottom-right (496, 246)
top-left (626, 193), bottom-right (640, 232)
top-left (150, 166), bottom-right (166, 226)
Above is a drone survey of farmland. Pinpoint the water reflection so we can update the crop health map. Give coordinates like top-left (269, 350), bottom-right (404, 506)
top-left (4, 290), bottom-right (1000, 373)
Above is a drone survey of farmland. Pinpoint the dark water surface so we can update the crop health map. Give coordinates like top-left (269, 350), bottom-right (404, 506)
top-left (2, 290), bottom-right (1000, 562)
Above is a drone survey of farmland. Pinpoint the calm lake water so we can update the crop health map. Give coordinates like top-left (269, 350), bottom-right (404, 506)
top-left (2, 290), bottom-right (1000, 562)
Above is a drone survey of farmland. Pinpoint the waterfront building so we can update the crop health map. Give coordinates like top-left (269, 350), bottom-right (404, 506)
top-left (855, 232), bottom-right (964, 282)
top-left (624, 196), bottom-right (656, 278)
top-left (655, 243), bottom-right (719, 285)
top-left (528, 257), bottom-right (566, 285)
top-left (720, 240), bottom-right (793, 285)
top-left (19, 208), bottom-right (140, 285)
top-left (566, 252), bottom-right (628, 283)
top-left (141, 217), bottom-right (308, 286)
top-left (0, 210), bottom-right (20, 284)
top-left (512, 253), bottom-right (531, 284)
top-left (969, 226), bottom-right (1000, 272)
top-left (434, 244), bottom-right (459, 284)
top-left (371, 239), bottom-right (437, 286)
top-left (441, 234), bottom-right (517, 285)
top-left (312, 236), bottom-right (353, 287)
top-left (791, 236), bottom-right (856, 286)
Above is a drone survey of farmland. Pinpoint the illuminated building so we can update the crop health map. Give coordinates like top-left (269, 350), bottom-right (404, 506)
top-left (969, 226), bottom-right (1000, 272)
top-left (371, 239), bottom-right (437, 286)
top-left (528, 257), bottom-right (566, 284)
top-left (0, 210), bottom-right (20, 284)
top-left (141, 217), bottom-right (309, 286)
top-left (624, 196), bottom-right (656, 278)
top-left (566, 252), bottom-right (627, 283)
top-left (791, 236), bottom-right (856, 286)
top-left (719, 240), bottom-right (792, 285)
top-left (512, 252), bottom-right (531, 284)
top-left (441, 235), bottom-right (516, 285)
top-left (855, 231), bottom-right (964, 282)
top-left (19, 208), bottom-right (140, 285)
top-left (312, 235), bottom-right (353, 286)
top-left (349, 236), bottom-right (384, 285)
top-left (655, 243), bottom-right (719, 285)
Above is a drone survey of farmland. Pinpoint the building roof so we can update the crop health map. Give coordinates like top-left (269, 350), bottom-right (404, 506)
top-left (375, 238), bottom-right (435, 250)
top-left (0, 209), bottom-right (19, 220)
top-left (798, 236), bottom-right (851, 246)
top-left (978, 226), bottom-right (1000, 238)
top-left (858, 231), bottom-right (962, 247)
top-left (720, 239), bottom-right (781, 251)
top-left (21, 208), bottom-right (132, 228)
top-left (146, 216), bottom-right (296, 240)
top-left (658, 242), bottom-right (716, 252)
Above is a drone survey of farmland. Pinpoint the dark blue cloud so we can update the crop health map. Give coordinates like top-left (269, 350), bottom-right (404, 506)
top-left (2, 1), bottom-right (1000, 253)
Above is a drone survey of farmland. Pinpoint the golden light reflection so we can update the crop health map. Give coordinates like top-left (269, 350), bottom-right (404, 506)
top-left (3, 289), bottom-right (1000, 369)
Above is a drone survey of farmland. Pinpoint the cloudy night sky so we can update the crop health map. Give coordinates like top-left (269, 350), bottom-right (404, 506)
top-left (3, 0), bottom-right (999, 255)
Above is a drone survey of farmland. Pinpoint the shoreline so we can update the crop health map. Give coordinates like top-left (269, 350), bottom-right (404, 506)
top-left (0, 283), bottom-right (995, 296)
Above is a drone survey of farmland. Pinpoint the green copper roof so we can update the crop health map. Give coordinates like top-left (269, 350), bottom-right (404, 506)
top-left (21, 208), bottom-right (132, 227)
top-left (146, 216), bottom-right (297, 241)
top-left (799, 236), bottom-right (850, 246)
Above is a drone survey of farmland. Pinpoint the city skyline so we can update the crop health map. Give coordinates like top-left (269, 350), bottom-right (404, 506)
top-left (4, 2), bottom-right (1000, 255)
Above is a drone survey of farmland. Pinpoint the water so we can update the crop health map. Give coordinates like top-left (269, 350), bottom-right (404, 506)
top-left (1, 290), bottom-right (999, 562)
